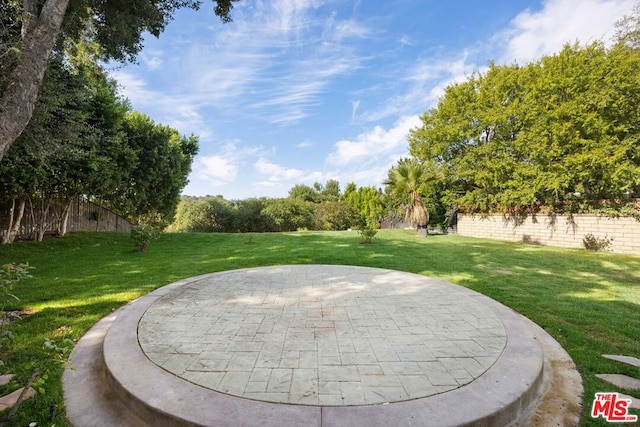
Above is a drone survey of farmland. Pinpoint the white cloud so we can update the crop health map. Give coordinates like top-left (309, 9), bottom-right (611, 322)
top-left (499, 0), bottom-right (636, 64)
top-left (399, 35), bottom-right (414, 46)
top-left (192, 142), bottom-right (266, 187)
top-left (350, 100), bottom-right (360, 121)
top-left (333, 20), bottom-right (371, 40)
top-left (110, 71), bottom-right (155, 104)
top-left (195, 155), bottom-right (238, 185)
top-left (296, 140), bottom-right (314, 149)
top-left (140, 50), bottom-right (164, 70)
top-left (357, 0), bottom-right (636, 124)
top-left (328, 115), bottom-right (422, 166)
top-left (254, 158), bottom-right (305, 182)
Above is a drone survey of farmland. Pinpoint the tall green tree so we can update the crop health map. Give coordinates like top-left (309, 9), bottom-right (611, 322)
top-left (116, 112), bottom-right (199, 224)
top-left (232, 198), bottom-right (271, 232)
top-left (168, 196), bottom-right (233, 232)
top-left (409, 42), bottom-right (640, 214)
top-left (384, 158), bottom-right (437, 233)
top-left (314, 201), bottom-right (359, 231)
top-left (318, 179), bottom-right (340, 202)
top-left (343, 184), bottom-right (385, 228)
top-left (0, 0), bottom-right (237, 161)
top-left (288, 184), bottom-right (319, 202)
top-left (0, 52), bottom-right (132, 241)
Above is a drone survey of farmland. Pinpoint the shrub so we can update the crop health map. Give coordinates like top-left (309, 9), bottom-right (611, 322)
top-left (0, 263), bottom-right (32, 342)
top-left (359, 225), bottom-right (378, 244)
top-left (131, 224), bottom-right (161, 252)
top-left (582, 233), bottom-right (613, 252)
top-left (314, 201), bottom-right (360, 231)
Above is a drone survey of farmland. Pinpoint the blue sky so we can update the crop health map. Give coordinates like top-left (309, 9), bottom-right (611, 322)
top-left (110, 0), bottom-right (637, 199)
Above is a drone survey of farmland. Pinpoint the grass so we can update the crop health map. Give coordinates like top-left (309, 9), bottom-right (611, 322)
top-left (0, 229), bottom-right (638, 426)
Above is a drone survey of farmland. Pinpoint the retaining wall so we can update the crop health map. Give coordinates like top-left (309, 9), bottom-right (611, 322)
top-left (456, 213), bottom-right (640, 255)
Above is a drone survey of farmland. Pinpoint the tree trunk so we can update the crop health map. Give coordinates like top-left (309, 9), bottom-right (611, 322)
top-left (1, 198), bottom-right (26, 244)
top-left (0, 0), bottom-right (70, 161)
top-left (1, 199), bottom-right (16, 244)
top-left (59, 198), bottom-right (72, 236)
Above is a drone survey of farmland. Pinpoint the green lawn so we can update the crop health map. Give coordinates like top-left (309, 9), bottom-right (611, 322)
top-left (0, 230), bottom-right (638, 426)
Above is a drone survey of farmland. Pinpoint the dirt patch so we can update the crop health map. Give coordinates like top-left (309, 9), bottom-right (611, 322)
top-left (526, 330), bottom-right (584, 427)
top-left (528, 358), bottom-right (583, 426)
top-left (0, 309), bottom-right (36, 326)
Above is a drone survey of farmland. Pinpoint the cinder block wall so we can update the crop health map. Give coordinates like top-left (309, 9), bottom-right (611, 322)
top-left (456, 213), bottom-right (640, 255)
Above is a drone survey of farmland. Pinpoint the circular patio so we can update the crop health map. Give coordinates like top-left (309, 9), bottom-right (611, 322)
top-left (63, 265), bottom-right (583, 426)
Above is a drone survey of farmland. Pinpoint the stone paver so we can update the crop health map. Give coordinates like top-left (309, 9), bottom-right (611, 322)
top-left (0, 387), bottom-right (35, 412)
top-left (619, 393), bottom-right (640, 410)
top-left (603, 354), bottom-right (640, 369)
top-left (596, 374), bottom-right (640, 391)
top-left (138, 265), bottom-right (506, 406)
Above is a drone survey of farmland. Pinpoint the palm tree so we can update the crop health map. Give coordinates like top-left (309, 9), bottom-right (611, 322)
top-left (383, 158), bottom-right (435, 235)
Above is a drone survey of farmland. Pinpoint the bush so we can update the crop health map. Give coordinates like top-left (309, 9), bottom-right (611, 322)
top-left (359, 225), bottom-right (378, 244)
top-left (0, 263), bottom-right (32, 341)
top-left (261, 198), bottom-right (315, 232)
top-left (314, 201), bottom-right (360, 231)
top-left (131, 224), bottom-right (161, 252)
top-left (582, 233), bottom-right (613, 252)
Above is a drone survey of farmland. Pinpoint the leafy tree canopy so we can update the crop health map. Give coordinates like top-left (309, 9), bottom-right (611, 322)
top-left (0, 0), bottom-right (238, 161)
top-left (409, 41), bottom-right (640, 215)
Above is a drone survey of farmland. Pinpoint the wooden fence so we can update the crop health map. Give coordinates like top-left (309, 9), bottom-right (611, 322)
top-left (0, 197), bottom-right (131, 241)
top-left (66, 197), bottom-right (132, 234)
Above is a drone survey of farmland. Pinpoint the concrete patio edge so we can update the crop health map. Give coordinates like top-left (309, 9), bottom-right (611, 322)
top-left (63, 265), bottom-right (583, 426)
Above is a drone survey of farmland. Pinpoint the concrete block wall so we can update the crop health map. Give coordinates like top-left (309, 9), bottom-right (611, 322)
top-left (456, 213), bottom-right (640, 255)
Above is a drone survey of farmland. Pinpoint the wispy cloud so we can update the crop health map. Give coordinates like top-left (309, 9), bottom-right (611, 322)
top-left (179, 0), bottom-right (370, 124)
top-left (114, 0), bottom-right (638, 200)
top-left (399, 35), bottom-right (414, 46)
top-left (296, 140), bottom-right (314, 149)
top-left (358, 53), bottom-right (477, 123)
top-left (113, 0), bottom-right (372, 128)
top-left (350, 100), bottom-right (360, 122)
top-left (356, 0), bottom-right (634, 125)
top-left (253, 157), bottom-right (330, 190)
top-left (110, 70), bottom-right (216, 140)
top-left (139, 50), bottom-right (164, 70)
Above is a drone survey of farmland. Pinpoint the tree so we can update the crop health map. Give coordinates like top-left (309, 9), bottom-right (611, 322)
top-left (384, 158), bottom-right (437, 234)
top-left (232, 198), bottom-right (270, 232)
top-left (344, 184), bottom-right (385, 228)
top-left (115, 112), bottom-right (199, 224)
top-left (314, 201), bottom-right (359, 231)
top-left (288, 184), bottom-right (319, 202)
top-left (409, 42), bottom-right (640, 214)
top-left (319, 179), bottom-right (340, 201)
top-left (168, 196), bottom-right (233, 232)
top-left (615, 3), bottom-right (640, 50)
top-left (0, 0), bottom-right (237, 161)
top-left (0, 52), bottom-right (133, 241)
top-left (261, 198), bottom-right (315, 232)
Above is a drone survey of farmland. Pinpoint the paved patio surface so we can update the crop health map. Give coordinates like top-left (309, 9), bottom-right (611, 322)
top-left (138, 265), bottom-right (506, 406)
